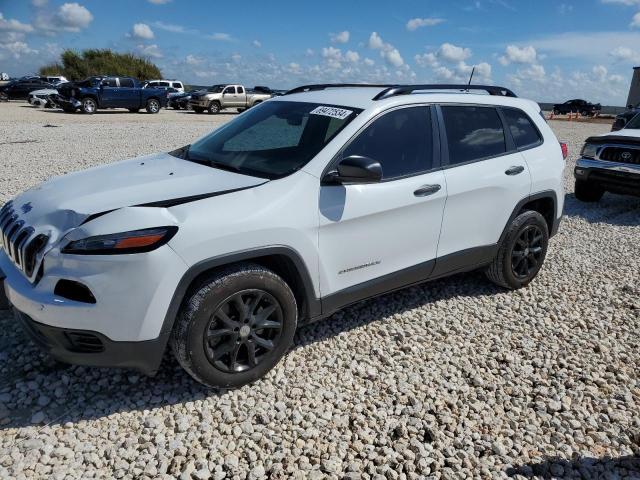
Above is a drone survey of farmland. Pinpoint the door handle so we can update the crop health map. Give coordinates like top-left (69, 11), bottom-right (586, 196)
top-left (505, 165), bottom-right (525, 176)
top-left (414, 184), bottom-right (441, 197)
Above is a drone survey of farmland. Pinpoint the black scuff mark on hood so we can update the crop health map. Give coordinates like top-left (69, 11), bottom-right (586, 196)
top-left (135, 183), bottom-right (268, 208)
top-left (80, 183), bottom-right (268, 226)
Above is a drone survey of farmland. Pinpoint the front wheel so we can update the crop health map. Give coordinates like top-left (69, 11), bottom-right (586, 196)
top-left (81, 97), bottom-right (97, 114)
top-left (486, 211), bottom-right (549, 290)
top-left (146, 98), bottom-right (160, 113)
top-left (574, 179), bottom-right (604, 202)
top-left (208, 101), bottom-right (220, 114)
top-left (0, 92), bottom-right (8, 102)
top-left (171, 263), bottom-right (297, 388)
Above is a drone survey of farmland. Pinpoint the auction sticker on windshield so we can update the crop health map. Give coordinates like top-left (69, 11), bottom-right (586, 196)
top-left (310, 106), bottom-right (353, 120)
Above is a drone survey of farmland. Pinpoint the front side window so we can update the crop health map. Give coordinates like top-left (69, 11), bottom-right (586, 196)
top-left (237, 86), bottom-right (245, 94)
top-left (441, 106), bottom-right (506, 165)
top-left (502, 108), bottom-right (542, 149)
top-left (224, 86), bottom-right (236, 94)
top-left (182, 101), bottom-right (361, 179)
top-left (103, 78), bottom-right (118, 87)
top-left (343, 106), bottom-right (433, 180)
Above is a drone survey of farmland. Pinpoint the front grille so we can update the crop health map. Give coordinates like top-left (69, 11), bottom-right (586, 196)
top-left (599, 146), bottom-right (640, 165)
top-left (0, 201), bottom-right (49, 280)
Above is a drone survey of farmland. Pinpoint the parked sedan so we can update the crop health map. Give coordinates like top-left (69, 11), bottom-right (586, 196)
top-left (0, 77), bottom-right (55, 101)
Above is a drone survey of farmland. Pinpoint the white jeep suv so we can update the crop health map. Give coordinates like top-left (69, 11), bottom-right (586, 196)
top-left (0, 84), bottom-right (565, 388)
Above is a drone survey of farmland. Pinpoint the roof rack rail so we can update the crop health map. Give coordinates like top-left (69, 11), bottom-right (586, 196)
top-left (284, 83), bottom-right (395, 96)
top-left (373, 84), bottom-right (517, 100)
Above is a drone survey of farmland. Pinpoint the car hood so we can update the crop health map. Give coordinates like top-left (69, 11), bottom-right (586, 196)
top-left (586, 129), bottom-right (640, 145)
top-left (9, 151), bottom-right (267, 235)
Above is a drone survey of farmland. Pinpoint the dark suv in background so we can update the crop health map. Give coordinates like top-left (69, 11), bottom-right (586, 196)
top-left (552, 99), bottom-right (601, 116)
top-left (0, 77), bottom-right (55, 101)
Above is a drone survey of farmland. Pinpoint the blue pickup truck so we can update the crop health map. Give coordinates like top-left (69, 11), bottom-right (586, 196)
top-left (54, 76), bottom-right (167, 114)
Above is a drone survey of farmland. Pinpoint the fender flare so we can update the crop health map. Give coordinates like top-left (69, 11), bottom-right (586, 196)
top-left (159, 245), bottom-right (320, 336)
top-left (498, 190), bottom-right (560, 245)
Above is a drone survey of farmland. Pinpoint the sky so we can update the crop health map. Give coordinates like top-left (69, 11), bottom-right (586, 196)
top-left (1, 0), bottom-right (640, 105)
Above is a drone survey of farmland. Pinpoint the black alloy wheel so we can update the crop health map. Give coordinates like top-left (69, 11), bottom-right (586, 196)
top-left (510, 225), bottom-right (544, 280)
top-left (204, 289), bottom-right (283, 373)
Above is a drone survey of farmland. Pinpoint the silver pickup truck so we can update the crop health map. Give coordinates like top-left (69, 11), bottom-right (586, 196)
top-left (189, 84), bottom-right (272, 114)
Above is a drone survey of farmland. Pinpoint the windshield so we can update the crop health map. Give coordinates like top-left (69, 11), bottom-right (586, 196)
top-left (625, 113), bottom-right (640, 129)
top-left (207, 85), bottom-right (226, 92)
top-left (180, 101), bottom-right (361, 179)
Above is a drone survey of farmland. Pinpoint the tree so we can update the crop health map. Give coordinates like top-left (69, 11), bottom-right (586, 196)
top-left (39, 49), bottom-right (162, 81)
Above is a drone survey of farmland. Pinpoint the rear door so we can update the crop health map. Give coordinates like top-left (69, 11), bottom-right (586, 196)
top-left (435, 104), bottom-right (531, 263)
top-left (319, 106), bottom-right (447, 299)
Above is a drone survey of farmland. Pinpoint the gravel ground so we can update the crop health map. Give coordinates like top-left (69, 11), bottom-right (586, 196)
top-left (0, 102), bottom-right (639, 479)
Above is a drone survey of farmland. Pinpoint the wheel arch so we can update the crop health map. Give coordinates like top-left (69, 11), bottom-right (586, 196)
top-left (499, 190), bottom-right (559, 244)
top-left (159, 246), bottom-right (320, 337)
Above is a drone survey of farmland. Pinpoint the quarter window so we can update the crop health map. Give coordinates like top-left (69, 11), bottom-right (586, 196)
top-left (441, 106), bottom-right (506, 165)
top-left (502, 108), bottom-right (542, 149)
top-left (237, 86), bottom-right (245, 94)
top-left (172, 82), bottom-right (183, 89)
top-left (342, 107), bottom-right (433, 180)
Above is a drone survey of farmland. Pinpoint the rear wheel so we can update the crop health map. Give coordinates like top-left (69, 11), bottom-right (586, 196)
top-left (81, 97), bottom-right (97, 114)
top-left (574, 179), bottom-right (604, 202)
top-left (171, 263), bottom-right (297, 388)
top-left (146, 98), bottom-right (160, 114)
top-left (0, 92), bottom-right (8, 102)
top-left (552, 108), bottom-right (560, 115)
top-left (486, 211), bottom-right (549, 290)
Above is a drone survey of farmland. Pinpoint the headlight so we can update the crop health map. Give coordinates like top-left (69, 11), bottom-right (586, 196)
top-left (61, 227), bottom-right (178, 255)
top-left (581, 143), bottom-right (598, 159)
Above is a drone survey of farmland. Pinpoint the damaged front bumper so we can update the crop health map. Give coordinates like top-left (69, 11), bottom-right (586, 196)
top-left (52, 95), bottom-right (81, 110)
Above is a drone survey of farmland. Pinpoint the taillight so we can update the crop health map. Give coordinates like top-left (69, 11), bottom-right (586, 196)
top-left (560, 142), bottom-right (568, 160)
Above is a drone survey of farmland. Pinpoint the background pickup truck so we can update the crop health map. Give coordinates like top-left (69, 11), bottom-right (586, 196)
top-left (552, 99), bottom-right (602, 116)
top-left (612, 103), bottom-right (640, 131)
top-left (189, 84), bottom-right (272, 114)
top-left (55, 76), bottom-right (168, 114)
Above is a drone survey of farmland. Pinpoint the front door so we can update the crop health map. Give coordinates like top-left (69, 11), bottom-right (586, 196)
top-left (319, 106), bottom-right (447, 302)
top-left (99, 78), bottom-right (121, 107)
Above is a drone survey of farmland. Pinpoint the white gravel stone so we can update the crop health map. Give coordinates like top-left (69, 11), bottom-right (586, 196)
top-left (0, 105), bottom-right (639, 478)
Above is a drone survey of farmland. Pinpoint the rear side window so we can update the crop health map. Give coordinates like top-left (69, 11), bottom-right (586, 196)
top-left (119, 78), bottom-right (134, 88)
top-left (502, 108), bottom-right (542, 149)
top-left (441, 106), bottom-right (506, 165)
top-left (237, 86), bottom-right (244, 94)
top-left (343, 106), bottom-right (433, 180)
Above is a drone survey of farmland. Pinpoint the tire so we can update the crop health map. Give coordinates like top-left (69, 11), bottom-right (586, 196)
top-left (0, 92), bottom-right (8, 102)
top-left (581, 110), bottom-right (589, 117)
top-left (574, 179), bottom-right (604, 202)
top-left (486, 211), bottom-right (549, 290)
top-left (208, 101), bottom-right (220, 114)
top-left (193, 107), bottom-right (204, 113)
top-left (552, 108), bottom-right (560, 115)
top-left (81, 97), bottom-right (97, 114)
top-left (146, 98), bottom-right (160, 114)
top-left (172, 104), bottom-right (181, 110)
top-left (171, 263), bottom-right (297, 388)
top-left (128, 108), bottom-right (139, 113)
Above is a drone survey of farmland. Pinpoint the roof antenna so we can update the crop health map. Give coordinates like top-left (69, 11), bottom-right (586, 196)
top-left (467, 66), bottom-right (475, 86)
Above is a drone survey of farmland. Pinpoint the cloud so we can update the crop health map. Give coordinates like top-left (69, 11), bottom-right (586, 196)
top-left (344, 50), bottom-right (360, 63)
top-left (592, 65), bottom-right (608, 81)
top-left (152, 21), bottom-right (192, 34)
top-left (610, 45), bottom-right (640, 62)
top-left (330, 31), bottom-right (350, 44)
top-left (633, 12), bottom-right (640, 27)
top-left (363, 57), bottom-right (375, 66)
top-left (137, 44), bottom-right (162, 58)
top-left (185, 54), bottom-right (203, 65)
top-left (499, 45), bottom-right (537, 65)
top-left (129, 23), bottom-right (154, 40)
top-left (0, 41), bottom-right (38, 59)
top-left (31, 0), bottom-right (48, 6)
top-left (368, 32), bottom-right (404, 67)
top-left (406, 17), bottom-right (445, 31)
top-left (208, 32), bottom-right (232, 41)
top-left (321, 46), bottom-right (343, 68)
top-left (0, 13), bottom-right (34, 33)
top-left (53, 2), bottom-right (93, 31)
top-left (439, 43), bottom-right (471, 62)
top-left (252, 40), bottom-right (262, 48)
top-left (148, 0), bottom-right (172, 4)
top-left (529, 31), bottom-right (640, 62)
top-left (601, 0), bottom-right (640, 4)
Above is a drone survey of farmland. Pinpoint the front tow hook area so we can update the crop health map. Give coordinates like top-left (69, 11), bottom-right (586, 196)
top-left (0, 270), bottom-right (8, 310)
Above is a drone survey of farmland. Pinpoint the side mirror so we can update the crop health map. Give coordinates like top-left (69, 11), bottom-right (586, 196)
top-left (323, 155), bottom-right (382, 185)
top-left (612, 118), bottom-right (626, 131)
